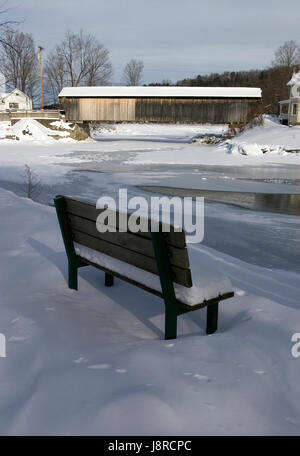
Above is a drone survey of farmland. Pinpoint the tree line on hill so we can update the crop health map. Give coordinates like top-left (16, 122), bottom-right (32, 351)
top-left (175, 66), bottom-right (294, 114)
top-left (154, 41), bottom-right (300, 114)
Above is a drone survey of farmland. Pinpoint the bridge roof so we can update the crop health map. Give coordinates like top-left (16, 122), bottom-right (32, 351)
top-left (59, 86), bottom-right (262, 99)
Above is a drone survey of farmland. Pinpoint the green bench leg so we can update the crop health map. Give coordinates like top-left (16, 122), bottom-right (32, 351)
top-left (165, 305), bottom-right (178, 340)
top-left (206, 302), bottom-right (219, 335)
top-left (68, 260), bottom-right (78, 290)
top-left (105, 273), bottom-right (114, 287)
top-left (151, 230), bottom-right (180, 340)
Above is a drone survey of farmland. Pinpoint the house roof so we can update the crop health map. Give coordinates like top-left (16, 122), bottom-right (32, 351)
top-left (1, 88), bottom-right (29, 100)
top-left (59, 86), bottom-right (262, 99)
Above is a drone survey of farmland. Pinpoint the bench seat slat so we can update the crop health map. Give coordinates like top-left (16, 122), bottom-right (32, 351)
top-left (68, 213), bottom-right (190, 270)
top-left (64, 197), bottom-right (186, 249)
top-left (73, 230), bottom-right (192, 287)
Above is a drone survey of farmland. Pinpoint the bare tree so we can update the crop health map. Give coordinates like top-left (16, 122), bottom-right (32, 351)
top-left (123, 59), bottom-right (144, 85)
top-left (0, 30), bottom-right (39, 96)
top-left (23, 164), bottom-right (41, 199)
top-left (44, 30), bottom-right (112, 103)
top-left (44, 48), bottom-right (65, 105)
top-left (0, 3), bottom-right (20, 49)
top-left (272, 40), bottom-right (300, 68)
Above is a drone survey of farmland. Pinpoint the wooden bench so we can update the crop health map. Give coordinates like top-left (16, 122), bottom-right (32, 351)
top-left (54, 195), bottom-right (234, 339)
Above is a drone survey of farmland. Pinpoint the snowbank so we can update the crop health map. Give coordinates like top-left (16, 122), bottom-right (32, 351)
top-left (50, 120), bottom-right (75, 131)
top-left (91, 122), bottom-right (228, 140)
top-left (228, 116), bottom-right (300, 156)
top-left (287, 71), bottom-right (300, 86)
top-left (10, 119), bottom-right (71, 142)
top-left (0, 119), bottom-right (77, 143)
top-left (229, 143), bottom-right (287, 156)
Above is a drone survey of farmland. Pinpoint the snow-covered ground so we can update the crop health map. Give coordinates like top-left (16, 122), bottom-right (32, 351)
top-left (0, 117), bottom-right (300, 435)
top-left (90, 122), bottom-right (228, 141)
top-left (125, 117), bottom-right (300, 165)
top-left (0, 188), bottom-right (299, 435)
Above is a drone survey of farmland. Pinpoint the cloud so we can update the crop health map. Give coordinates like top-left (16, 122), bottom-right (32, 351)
top-left (10, 0), bottom-right (300, 83)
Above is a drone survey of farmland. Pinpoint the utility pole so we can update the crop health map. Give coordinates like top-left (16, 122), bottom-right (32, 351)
top-left (38, 46), bottom-right (44, 110)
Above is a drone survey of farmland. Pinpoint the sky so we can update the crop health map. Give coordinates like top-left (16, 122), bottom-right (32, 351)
top-left (4, 0), bottom-right (300, 85)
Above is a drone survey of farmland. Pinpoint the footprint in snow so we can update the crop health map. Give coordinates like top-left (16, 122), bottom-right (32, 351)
top-left (8, 336), bottom-right (29, 342)
top-left (115, 369), bottom-right (127, 374)
top-left (194, 374), bottom-right (211, 382)
top-left (73, 357), bottom-right (88, 364)
top-left (285, 417), bottom-right (300, 425)
top-left (241, 315), bottom-right (252, 322)
top-left (88, 363), bottom-right (110, 370)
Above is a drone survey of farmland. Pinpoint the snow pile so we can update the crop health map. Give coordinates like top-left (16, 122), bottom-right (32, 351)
top-left (229, 143), bottom-right (287, 156)
top-left (0, 121), bottom-right (12, 139)
top-left (227, 116), bottom-right (300, 156)
top-left (50, 120), bottom-right (75, 131)
top-left (287, 71), bottom-right (300, 86)
top-left (10, 119), bottom-right (70, 142)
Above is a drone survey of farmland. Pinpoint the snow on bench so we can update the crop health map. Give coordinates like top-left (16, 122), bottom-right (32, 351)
top-left (54, 195), bottom-right (234, 339)
top-left (73, 243), bottom-right (232, 307)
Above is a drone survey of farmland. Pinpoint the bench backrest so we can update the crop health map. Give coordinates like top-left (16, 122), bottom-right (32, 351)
top-left (62, 196), bottom-right (192, 288)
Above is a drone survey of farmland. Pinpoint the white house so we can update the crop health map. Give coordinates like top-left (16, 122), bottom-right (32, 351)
top-left (279, 71), bottom-right (300, 125)
top-left (0, 88), bottom-right (33, 112)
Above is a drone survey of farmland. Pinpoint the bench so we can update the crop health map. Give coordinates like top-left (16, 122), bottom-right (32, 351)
top-left (54, 195), bottom-right (234, 339)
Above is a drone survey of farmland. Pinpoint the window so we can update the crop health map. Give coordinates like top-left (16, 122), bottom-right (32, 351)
top-left (292, 104), bottom-right (297, 116)
top-left (9, 103), bottom-right (19, 109)
top-left (281, 104), bottom-right (288, 114)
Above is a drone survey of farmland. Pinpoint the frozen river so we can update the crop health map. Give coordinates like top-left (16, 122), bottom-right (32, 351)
top-left (0, 135), bottom-right (299, 274)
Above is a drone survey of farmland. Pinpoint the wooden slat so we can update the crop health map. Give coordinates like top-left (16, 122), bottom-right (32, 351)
top-left (63, 96), bottom-right (261, 124)
top-left (68, 214), bottom-right (190, 270)
top-left (73, 230), bottom-right (192, 287)
top-left (64, 196), bottom-right (187, 249)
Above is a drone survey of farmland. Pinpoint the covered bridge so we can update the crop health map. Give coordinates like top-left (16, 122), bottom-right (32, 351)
top-left (59, 86), bottom-right (262, 124)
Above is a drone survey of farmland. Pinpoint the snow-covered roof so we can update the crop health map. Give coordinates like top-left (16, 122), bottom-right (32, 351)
top-left (1, 88), bottom-right (29, 100)
top-left (287, 71), bottom-right (300, 86)
top-left (59, 86), bottom-right (262, 99)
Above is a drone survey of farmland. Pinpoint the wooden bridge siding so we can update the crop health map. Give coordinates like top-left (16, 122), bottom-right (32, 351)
top-left (135, 98), bottom-right (259, 123)
top-left (61, 97), bottom-right (260, 123)
top-left (61, 97), bottom-right (136, 121)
